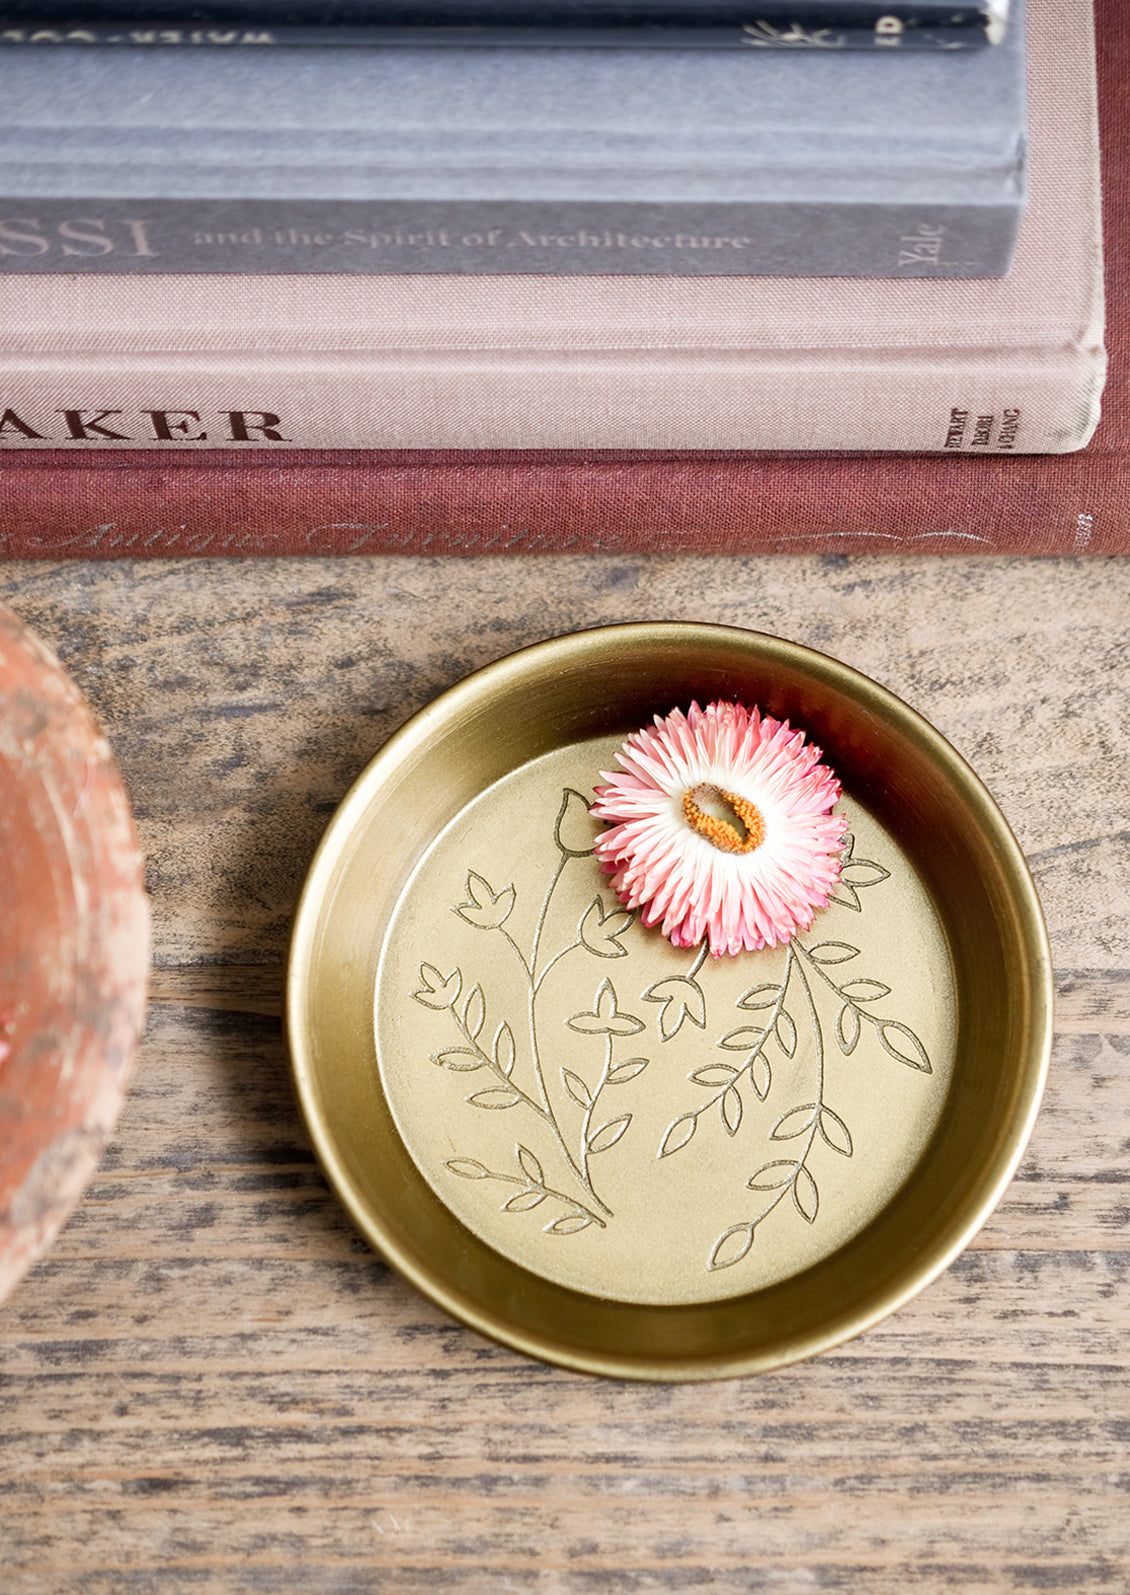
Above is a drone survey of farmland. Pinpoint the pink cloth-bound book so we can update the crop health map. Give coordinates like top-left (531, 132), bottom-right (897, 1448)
top-left (0, 0), bottom-right (1123, 557)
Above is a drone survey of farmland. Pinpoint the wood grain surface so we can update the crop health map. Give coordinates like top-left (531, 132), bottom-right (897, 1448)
top-left (0, 554), bottom-right (1127, 1593)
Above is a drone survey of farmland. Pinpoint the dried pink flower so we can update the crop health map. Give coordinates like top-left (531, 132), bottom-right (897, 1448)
top-left (592, 701), bottom-right (847, 957)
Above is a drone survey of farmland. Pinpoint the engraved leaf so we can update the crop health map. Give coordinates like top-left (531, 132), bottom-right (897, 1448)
top-left (841, 858), bottom-right (891, 889)
top-left (469, 1088), bottom-right (522, 1110)
top-left (836, 1003), bottom-right (861, 1055)
top-left (828, 883), bottom-right (861, 912)
top-left (546, 1214), bottom-right (594, 1235)
top-left (446, 1158), bottom-right (490, 1180)
top-left (691, 1064), bottom-right (739, 1088)
top-left (737, 983), bottom-right (781, 1011)
top-left (503, 1190), bottom-right (547, 1213)
top-left (432, 1047), bottom-right (484, 1072)
top-left (588, 1115), bottom-right (631, 1155)
top-left (463, 983), bottom-right (486, 1041)
top-left (807, 937), bottom-right (861, 963)
top-left (793, 1165), bottom-right (820, 1223)
top-left (644, 975), bottom-right (707, 1041)
top-left (719, 1025), bottom-right (770, 1052)
top-left (562, 1069), bottom-right (593, 1109)
top-left (721, 1087), bottom-right (743, 1137)
top-left (554, 787), bottom-right (597, 857)
top-left (709, 1223), bottom-right (756, 1271)
top-left (771, 1103), bottom-right (818, 1141)
top-left (516, 1144), bottom-right (544, 1184)
top-left (659, 1114), bottom-right (698, 1158)
top-left (750, 1053), bottom-right (773, 1101)
top-left (493, 1021), bottom-right (516, 1077)
top-left (567, 978), bottom-right (645, 1036)
top-left (413, 963), bottom-right (462, 1010)
top-left (819, 1107), bottom-right (853, 1157)
top-left (807, 942), bottom-right (860, 966)
top-left (453, 871), bottom-right (516, 930)
top-left (774, 1010), bottom-right (798, 1058)
top-left (840, 979), bottom-right (892, 1003)
top-left (607, 1057), bottom-right (648, 1085)
top-left (879, 1020), bottom-right (933, 1073)
top-left (747, 1160), bottom-right (797, 1191)
top-left (578, 896), bottom-right (633, 959)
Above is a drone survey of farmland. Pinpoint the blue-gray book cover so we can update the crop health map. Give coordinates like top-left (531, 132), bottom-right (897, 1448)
top-left (0, 0), bottom-right (1026, 275)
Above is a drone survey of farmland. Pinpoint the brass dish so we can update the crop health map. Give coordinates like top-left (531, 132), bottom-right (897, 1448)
top-left (287, 623), bottom-right (1052, 1380)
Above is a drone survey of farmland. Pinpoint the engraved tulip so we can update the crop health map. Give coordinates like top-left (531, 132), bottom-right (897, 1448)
top-left (578, 897), bottom-right (634, 959)
top-left (567, 978), bottom-right (644, 1037)
top-left (642, 975), bottom-right (707, 1041)
top-left (413, 962), bottom-right (462, 1010)
top-left (453, 870), bottom-right (516, 931)
top-left (553, 787), bottom-right (599, 857)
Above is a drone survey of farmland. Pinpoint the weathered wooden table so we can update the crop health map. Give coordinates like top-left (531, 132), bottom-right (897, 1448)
top-left (1, 554), bottom-right (1127, 1593)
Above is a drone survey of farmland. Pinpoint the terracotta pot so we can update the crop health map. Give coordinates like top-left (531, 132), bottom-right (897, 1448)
top-left (0, 603), bottom-right (149, 1304)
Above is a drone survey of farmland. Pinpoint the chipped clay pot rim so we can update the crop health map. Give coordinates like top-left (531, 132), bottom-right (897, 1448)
top-left (286, 622), bottom-right (1053, 1380)
top-left (0, 603), bottom-right (150, 1306)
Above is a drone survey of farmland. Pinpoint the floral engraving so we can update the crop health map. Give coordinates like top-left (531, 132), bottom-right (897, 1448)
top-left (652, 832), bottom-right (934, 1272)
top-left (411, 808), bottom-right (933, 1268)
top-left (643, 943), bottom-right (709, 1041)
top-left (413, 789), bottom-right (646, 1232)
top-left (446, 1144), bottom-right (607, 1235)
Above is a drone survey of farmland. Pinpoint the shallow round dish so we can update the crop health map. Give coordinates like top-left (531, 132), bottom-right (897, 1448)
top-left (287, 623), bottom-right (1052, 1380)
top-left (0, 604), bottom-right (149, 1305)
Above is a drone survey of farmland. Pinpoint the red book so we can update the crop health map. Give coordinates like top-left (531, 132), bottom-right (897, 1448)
top-left (0, 0), bottom-right (1123, 559)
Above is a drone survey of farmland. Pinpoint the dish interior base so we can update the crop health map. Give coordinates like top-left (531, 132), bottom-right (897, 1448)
top-left (376, 735), bottom-right (956, 1307)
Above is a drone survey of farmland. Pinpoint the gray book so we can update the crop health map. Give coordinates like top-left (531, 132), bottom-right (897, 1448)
top-left (0, 1), bottom-right (1027, 276)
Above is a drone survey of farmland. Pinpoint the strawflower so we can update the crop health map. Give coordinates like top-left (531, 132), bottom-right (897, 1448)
top-left (591, 701), bottom-right (846, 957)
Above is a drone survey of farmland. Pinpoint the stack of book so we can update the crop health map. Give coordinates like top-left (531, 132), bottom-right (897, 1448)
top-left (0, 0), bottom-right (1117, 555)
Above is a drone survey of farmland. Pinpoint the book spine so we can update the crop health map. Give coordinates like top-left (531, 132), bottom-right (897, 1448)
top-left (0, 347), bottom-right (1105, 454)
top-left (0, 201), bottom-right (1022, 278)
top-left (0, 443), bottom-right (1119, 560)
top-left (0, 7), bottom-right (1002, 50)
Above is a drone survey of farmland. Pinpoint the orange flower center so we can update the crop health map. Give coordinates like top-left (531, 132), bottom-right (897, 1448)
top-left (682, 785), bottom-right (766, 855)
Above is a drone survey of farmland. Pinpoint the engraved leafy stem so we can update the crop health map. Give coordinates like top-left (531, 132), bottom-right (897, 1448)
top-left (412, 789), bottom-right (643, 1236)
